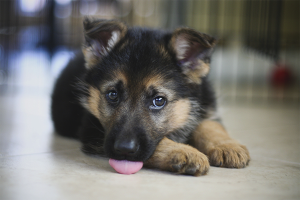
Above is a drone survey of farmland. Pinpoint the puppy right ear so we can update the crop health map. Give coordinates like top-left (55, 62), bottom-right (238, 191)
top-left (170, 28), bottom-right (216, 84)
top-left (82, 17), bottom-right (127, 69)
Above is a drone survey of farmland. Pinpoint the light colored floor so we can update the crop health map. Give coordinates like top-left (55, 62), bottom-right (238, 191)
top-left (0, 50), bottom-right (299, 200)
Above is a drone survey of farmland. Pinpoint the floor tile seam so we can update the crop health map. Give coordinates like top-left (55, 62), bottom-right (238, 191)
top-left (0, 148), bottom-right (80, 159)
top-left (228, 124), bottom-right (300, 132)
top-left (255, 155), bottom-right (300, 166)
top-left (219, 104), bottom-right (300, 111)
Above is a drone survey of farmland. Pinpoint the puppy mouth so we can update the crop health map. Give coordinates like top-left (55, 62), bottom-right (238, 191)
top-left (106, 139), bottom-right (154, 174)
top-left (109, 159), bottom-right (143, 175)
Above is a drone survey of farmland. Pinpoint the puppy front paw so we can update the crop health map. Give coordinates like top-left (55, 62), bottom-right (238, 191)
top-left (145, 137), bottom-right (209, 176)
top-left (167, 147), bottom-right (210, 176)
top-left (208, 143), bottom-right (250, 168)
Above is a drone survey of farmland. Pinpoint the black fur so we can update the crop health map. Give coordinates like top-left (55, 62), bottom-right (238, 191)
top-left (51, 54), bottom-right (86, 139)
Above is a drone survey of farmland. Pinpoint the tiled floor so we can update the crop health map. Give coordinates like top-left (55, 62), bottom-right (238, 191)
top-left (0, 51), bottom-right (299, 200)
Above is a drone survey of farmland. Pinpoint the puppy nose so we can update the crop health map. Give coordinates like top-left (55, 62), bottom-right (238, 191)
top-left (114, 138), bottom-right (139, 156)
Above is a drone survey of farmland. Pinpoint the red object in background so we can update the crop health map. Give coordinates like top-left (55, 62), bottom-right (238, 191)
top-left (271, 62), bottom-right (293, 88)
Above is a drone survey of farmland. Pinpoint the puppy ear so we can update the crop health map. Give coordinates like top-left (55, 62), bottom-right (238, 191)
top-left (82, 17), bottom-right (127, 69)
top-left (170, 28), bottom-right (216, 84)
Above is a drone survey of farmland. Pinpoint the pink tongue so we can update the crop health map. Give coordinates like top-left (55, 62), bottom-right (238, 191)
top-left (109, 159), bottom-right (143, 175)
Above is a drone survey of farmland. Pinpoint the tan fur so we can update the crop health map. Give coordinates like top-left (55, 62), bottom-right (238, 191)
top-left (183, 60), bottom-right (210, 84)
top-left (113, 70), bottom-right (128, 86)
top-left (143, 76), bottom-right (176, 101)
top-left (91, 72), bottom-right (128, 130)
top-left (191, 120), bottom-right (250, 168)
top-left (157, 44), bottom-right (170, 59)
top-left (143, 75), bottom-right (164, 89)
top-left (118, 40), bottom-right (129, 51)
top-left (82, 48), bottom-right (100, 69)
top-left (88, 86), bottom-right (117, 130)
top-left (87, 87), bottom-right (102, 120)
top-left (145, 137), bottom-right (209, 176)
top-left (169, 99), bottom-right (191, 130)
top-left (99, 71), bottom-right (127, 93)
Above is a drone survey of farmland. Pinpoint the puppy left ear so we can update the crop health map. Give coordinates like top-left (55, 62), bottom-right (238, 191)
top-left (170, 28), bottom-right (216, 84)
top-left (82, 18), bottom-right (127, 69)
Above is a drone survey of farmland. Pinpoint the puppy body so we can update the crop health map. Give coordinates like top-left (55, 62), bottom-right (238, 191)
top-left (51, 18), bottom-right (250, 176)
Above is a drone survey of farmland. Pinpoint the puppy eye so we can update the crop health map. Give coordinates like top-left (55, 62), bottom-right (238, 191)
top-left (150, 96), bottom-right (166, 109)
top-left (106, 90), bottom-right (118, 102)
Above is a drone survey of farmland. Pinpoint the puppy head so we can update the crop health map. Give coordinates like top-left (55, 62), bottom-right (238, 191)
top-left (80, 18), bottom-right (215, 162)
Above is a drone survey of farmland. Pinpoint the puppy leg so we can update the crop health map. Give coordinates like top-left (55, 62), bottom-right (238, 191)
top-left (145, 137), bottom-right (209, 176)
top-left (191, 120), bottom-right (250, 168)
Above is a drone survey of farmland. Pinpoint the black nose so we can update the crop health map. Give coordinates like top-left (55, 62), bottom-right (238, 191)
top-left (114, 138), bottom-right (139, 156)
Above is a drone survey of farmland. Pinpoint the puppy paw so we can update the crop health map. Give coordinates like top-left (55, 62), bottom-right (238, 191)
top-left (168, 147), bottom-right (210, 176)
top-left (208, 143), bottom-right (250, 168)
top-left (144, 137), bottom-right (209, 176)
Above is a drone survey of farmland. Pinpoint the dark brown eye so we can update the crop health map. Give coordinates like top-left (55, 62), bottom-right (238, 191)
top-left (107, 90), bottom-right (118, 102)
top-left (151, 96), bottom-right (166, 109)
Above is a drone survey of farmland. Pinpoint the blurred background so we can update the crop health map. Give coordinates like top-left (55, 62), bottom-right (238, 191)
top-left (0, 0), bottom-right (299, 105)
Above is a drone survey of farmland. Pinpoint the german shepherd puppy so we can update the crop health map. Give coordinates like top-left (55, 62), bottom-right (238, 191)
top-left (51, 18), bottom-right (250, 176)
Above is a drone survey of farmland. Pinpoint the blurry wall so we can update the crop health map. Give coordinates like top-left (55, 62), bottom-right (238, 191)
top-left (2, 1), bottom-right (297, 50)
top-left (0, 0), bottom-right (299, 103)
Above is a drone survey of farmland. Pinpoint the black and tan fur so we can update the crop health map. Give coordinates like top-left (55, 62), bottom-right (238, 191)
top-left (51, 18), bottom-right (250, 176)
